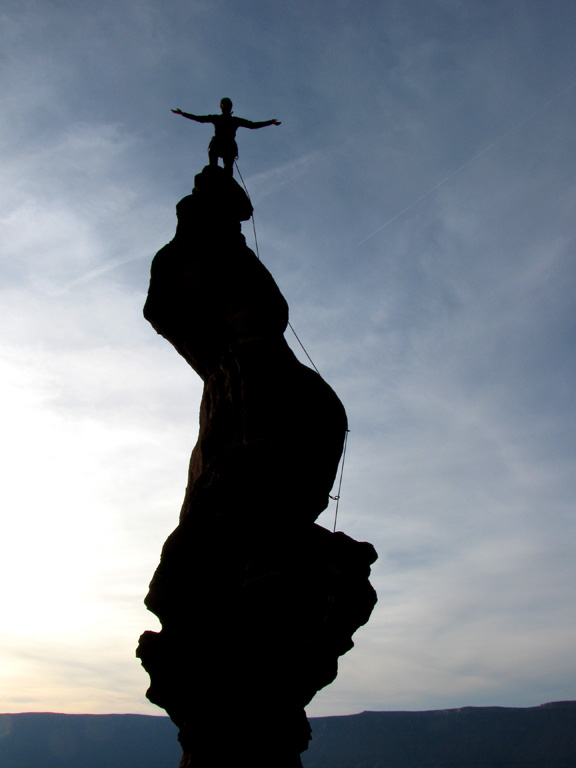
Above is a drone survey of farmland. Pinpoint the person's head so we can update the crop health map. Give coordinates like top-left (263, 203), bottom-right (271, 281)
top-left (220, 97), bottom-right (233, 114)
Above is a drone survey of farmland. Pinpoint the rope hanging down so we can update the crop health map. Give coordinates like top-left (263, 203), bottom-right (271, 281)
top-left (235, 161), bottom-right (261, 262)
top-left (235, 160), bottom-right (346, 529)
top-left (330, 429), bottom-right (350, 532)
top-left (235, 161), bottom-right (321, 375)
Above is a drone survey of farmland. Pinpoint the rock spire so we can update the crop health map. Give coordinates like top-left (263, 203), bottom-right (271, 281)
top-left (137, 164), bottom-right (377, 768)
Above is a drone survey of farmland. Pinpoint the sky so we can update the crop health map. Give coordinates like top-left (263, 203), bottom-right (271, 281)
top-left (1, 0), bottom-right (575, 719)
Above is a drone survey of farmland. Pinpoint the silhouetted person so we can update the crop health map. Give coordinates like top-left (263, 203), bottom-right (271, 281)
top-left (172, 98), bottom-right (281, 176)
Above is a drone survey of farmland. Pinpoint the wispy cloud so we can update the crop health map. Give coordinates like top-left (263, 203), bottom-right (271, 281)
top-left (1, 0), bottom-right (576, 718)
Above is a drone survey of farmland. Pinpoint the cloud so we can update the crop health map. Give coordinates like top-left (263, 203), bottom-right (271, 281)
top-left (1, 0), bottom-right (576, 718)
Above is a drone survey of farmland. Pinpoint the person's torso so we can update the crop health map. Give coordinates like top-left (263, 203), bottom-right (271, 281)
top-left (212, 114), bottom-right (239, 139)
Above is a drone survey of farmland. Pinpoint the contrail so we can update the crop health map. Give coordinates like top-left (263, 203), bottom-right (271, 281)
top-left (357, 77), bottom-right (576, 247)
top-left (48, 253), bottom-right (143, 295)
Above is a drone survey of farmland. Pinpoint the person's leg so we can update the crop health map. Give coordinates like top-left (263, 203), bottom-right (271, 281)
top-left (208, 146), bottom-right (219, 167)
top-left (222, 153), bottom-right (235, 176)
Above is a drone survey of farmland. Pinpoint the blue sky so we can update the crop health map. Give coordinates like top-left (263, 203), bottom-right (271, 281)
top-left (1, 0), bottom-right (575, 717)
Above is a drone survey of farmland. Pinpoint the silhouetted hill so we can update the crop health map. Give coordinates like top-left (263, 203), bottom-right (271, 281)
top-left (1, 703), bottom-right (575, 767)
top-left (305, 702), bottom-right (576, 767)
top-left (0, 713), bottom-right (180, 768)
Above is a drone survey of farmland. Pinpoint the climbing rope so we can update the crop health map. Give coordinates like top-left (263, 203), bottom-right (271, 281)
top-left (235, 160), bottom-right (347, 528)
top-left (286, 322), bottom-right (321, 375)
top-left (330, 429), bottom-right (349, 532)
top-left (235, 161), bottom-right (322, 375)
top-left (234, 161), bottom-right (261, 261)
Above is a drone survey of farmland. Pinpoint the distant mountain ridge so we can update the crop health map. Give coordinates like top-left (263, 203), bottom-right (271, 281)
top-left (305, 701), bottom-right (576, 768)
top-left (1, 702), bottom-right (575, 768)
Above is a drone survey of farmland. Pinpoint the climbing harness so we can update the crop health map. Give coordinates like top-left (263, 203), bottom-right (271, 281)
top-left (235, 160), bottom-right (348, 530)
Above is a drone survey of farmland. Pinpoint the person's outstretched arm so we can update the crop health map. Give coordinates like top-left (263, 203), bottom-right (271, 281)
top-left (236, 118), bottom-right (281, 129)
top-left (171, 108), bottom-right (214, 123)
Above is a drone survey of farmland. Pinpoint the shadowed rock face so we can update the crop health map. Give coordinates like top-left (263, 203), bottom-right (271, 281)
top-left (137, 165), bottom-right (377, 768)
